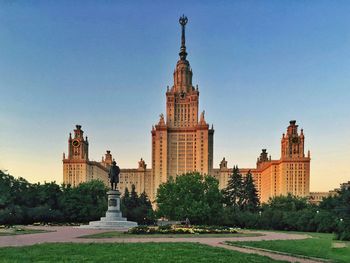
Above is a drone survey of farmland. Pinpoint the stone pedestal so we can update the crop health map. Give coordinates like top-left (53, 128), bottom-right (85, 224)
top-left (80, 190), bottom-right (137, 230)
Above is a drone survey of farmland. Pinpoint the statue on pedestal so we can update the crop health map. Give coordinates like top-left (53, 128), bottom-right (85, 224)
top-left (108, 160), bottom-right (120, 190)
top-left (81, 159), bottom-right (137, 229)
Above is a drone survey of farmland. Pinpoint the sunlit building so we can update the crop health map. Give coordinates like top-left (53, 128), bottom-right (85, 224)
top-left (63, 17), bottom-right (311, 204)
top-left (213, 120), bottom-right (311, 203)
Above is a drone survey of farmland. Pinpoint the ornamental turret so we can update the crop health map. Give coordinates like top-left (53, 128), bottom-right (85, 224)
top-left (66, 125), bottom-right (89, 160)
top-left (281, 120), bottom-right (306, 159)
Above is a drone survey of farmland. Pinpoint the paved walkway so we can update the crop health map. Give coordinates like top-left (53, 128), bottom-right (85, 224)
top-left (0, 226), bottom-right (326, 263)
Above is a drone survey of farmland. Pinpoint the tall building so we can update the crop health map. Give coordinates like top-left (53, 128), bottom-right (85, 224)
top-left (151, 15), bottom-right (214, 200)
top-left (63, 17), bottom-right (311, 204)
top-left (213, 120), bottom-right (311, 203)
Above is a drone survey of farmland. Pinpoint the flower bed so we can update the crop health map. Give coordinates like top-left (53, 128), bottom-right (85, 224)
top-left (127, 225), bottom-right (239, 235)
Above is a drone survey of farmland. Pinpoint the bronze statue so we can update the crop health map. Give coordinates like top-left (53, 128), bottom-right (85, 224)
top-left (108, 160), bottom-right (120, 190)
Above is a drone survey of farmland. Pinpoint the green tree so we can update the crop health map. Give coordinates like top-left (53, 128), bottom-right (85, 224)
top-left (121, 187), bottom-right (130, 218)
top-left (121, 186), bottom-right (154, 225)
top-left (156, 172), bottom-right (224, 225)
top-left (130, 184), bottom-right (139, 209)
top-left (60, 180), bottom-right (107, 222)
top-left (0, 171), bottom-right (16, 209)
top-left (242, 171), bottom-right (260, 212)
top-left (224, 166), bottom-right (243, 209)
top-left (321, 187), bottom-right (350, 240)
top-left (266, 194), bottom-right (308, 212)
top-left (135, 192), bottom-right (155, 225)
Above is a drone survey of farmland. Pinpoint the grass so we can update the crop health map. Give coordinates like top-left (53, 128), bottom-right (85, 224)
top-left (0, 242), bottom-right (285, 263)
top-left (228, 232), bottom-right (350, 263)
top-left (79, 230), bottom-right (262, 239)
top-left (0, 227), bottom-right (50, 236)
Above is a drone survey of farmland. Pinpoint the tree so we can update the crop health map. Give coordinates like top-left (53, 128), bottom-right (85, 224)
top-left (224, 166), bottom-right (243, 209)
top-left (135, 192), bottom-right (155, 225)
top-left (266, 194), bottom-right (308, 212)
top-left (121, 187), bottom-right (130, 218)
top-left (321, 187), bottom-right (350, 240)
top-left (60, 180), bottom-right (107, 222)
top-left (0, 170), bottom-right (108, 224)
top-left (130, 184), bottom-right (139, 210)
top-left (242, 171), bottom-right (260, 212)
top-left (156, 172), bottom-right (224, 225)
top-left (121, 185), bottom-right (154, 225)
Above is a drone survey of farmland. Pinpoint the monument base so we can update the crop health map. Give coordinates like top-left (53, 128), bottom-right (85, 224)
top-left (80, 190), bottom-right (137, 230)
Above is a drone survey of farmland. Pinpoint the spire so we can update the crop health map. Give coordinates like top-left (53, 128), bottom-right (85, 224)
top-left (199, 110), bottom-right (206, 125)
top-left (173, 15), bottom-right (193, 92)
top-left (179, 15), bottom-right (188, 60)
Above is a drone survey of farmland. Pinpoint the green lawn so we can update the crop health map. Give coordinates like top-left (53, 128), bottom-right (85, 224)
top-left (0, 243), bottom-right (284, 263)
top-left (0, 227), bottom-right (50, 236)
top-left (79, 230), bottom-right (261, 239)
top-left (228, 232), bottom-right (350, 263)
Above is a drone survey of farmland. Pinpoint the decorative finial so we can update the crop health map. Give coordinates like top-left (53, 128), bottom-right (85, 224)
top-left (159, 113), bottom-right (165, 125)
top-left (179, 15), bottom-right (188, 60)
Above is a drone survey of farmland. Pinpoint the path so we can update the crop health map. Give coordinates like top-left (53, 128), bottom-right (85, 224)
top-left (0, 226), bottom-right (326, 263)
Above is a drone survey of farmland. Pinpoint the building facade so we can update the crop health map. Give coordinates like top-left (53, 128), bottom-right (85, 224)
top-left (63, 17), bottom-right (312, 204)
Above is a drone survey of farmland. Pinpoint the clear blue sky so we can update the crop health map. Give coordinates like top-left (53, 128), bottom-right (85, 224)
top-left (1, 1), bottom-right (349, 191)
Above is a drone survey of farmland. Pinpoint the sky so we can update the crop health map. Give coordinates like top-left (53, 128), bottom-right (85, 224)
top-left (0, 0), bottom-right (349, 191)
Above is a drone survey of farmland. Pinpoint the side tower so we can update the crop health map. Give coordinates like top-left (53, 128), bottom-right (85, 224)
top-left (151, 16), bottom-right (214, 201)
top-left (280, 120), bottom-right (310, 197)
top-left (63, 125), bottom-right (90, 186)
top-left (63, 125), bottom-right (109, 187)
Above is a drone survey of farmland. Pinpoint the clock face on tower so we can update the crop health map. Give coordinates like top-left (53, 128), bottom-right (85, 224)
top-left (72, 139), bottom-right (80, 147)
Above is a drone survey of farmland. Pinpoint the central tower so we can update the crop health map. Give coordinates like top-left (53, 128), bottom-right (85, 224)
top-left (151, 16), bottom-right (214, 200)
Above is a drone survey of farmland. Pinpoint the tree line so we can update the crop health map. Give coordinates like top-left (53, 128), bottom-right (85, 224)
top-left (156, 170), bottom-right (350, 241)
top-left (1, 169), bottom-right (349, 240)
top-left (0, 170), bottom-right (153, 225)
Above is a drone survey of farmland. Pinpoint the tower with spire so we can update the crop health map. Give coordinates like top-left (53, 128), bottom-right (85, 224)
top-left (151, 16), bottom-right (214, 200)
top-left (63, 125), bottom-right (111, 187)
